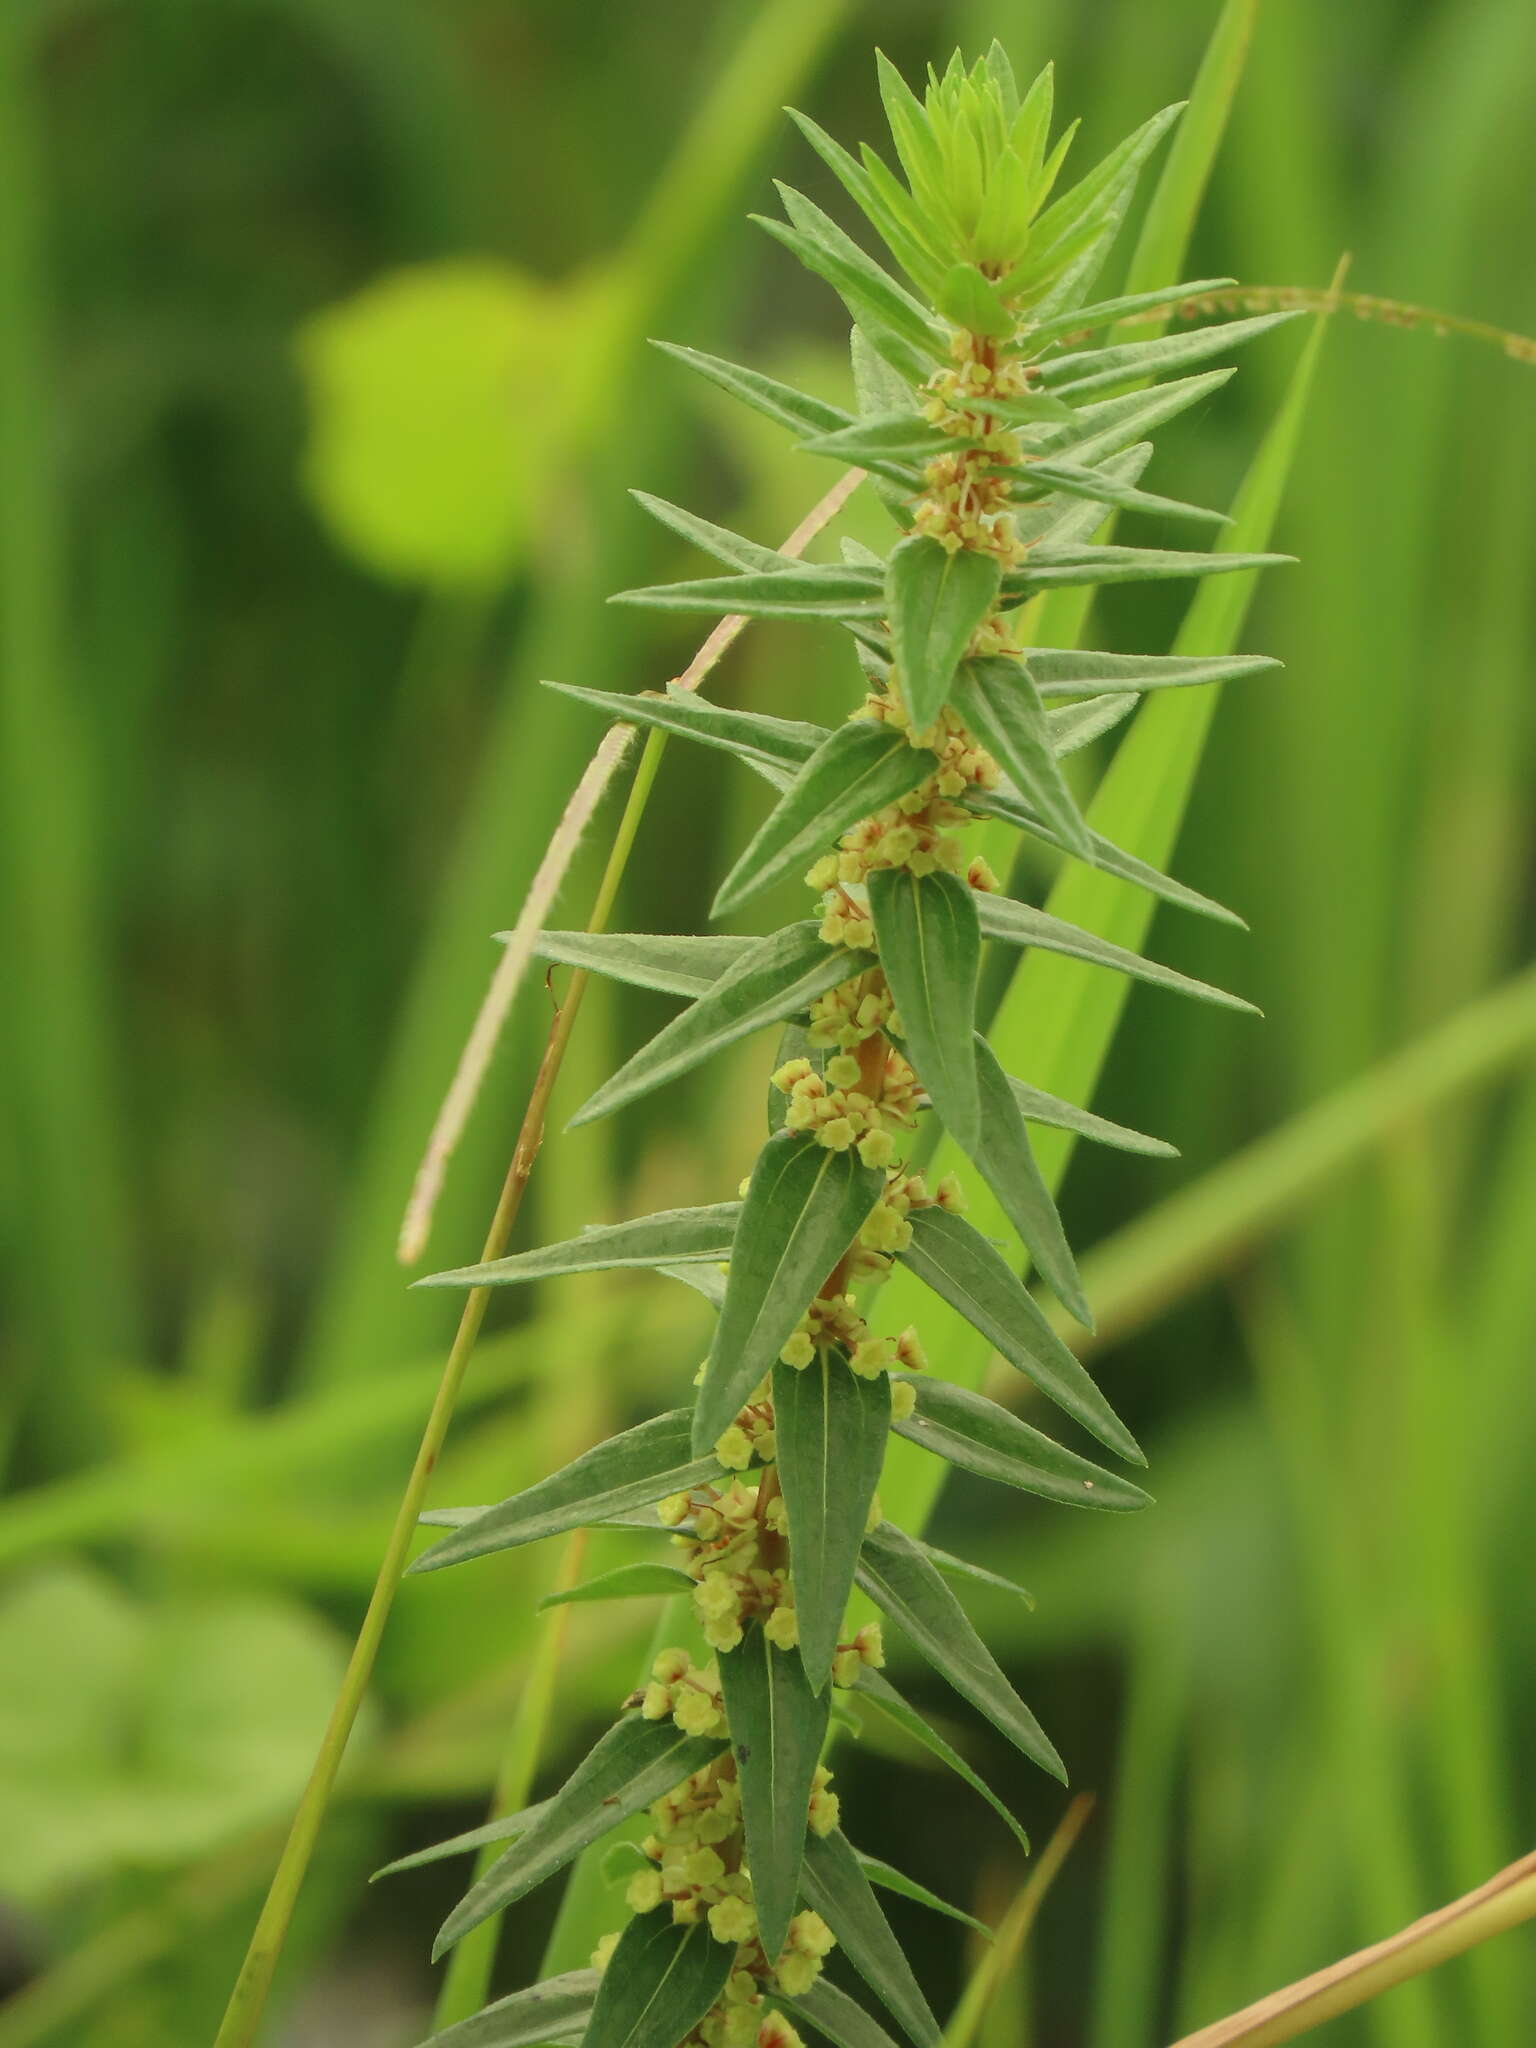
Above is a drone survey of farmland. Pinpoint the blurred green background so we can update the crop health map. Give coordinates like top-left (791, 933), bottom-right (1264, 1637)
top-left (1, 1), bottom-right (1534, 2043)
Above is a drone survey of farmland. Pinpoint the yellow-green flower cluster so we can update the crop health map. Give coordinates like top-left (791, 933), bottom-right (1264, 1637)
top-left (805, 971), bottom-right (901, 1049)
top-left (912, 332), bottom-right (1034, 565)
top-left (770, 1050), bottom-right (919, 1168)
top-left (640, 1648), bottom-right (729, 1739)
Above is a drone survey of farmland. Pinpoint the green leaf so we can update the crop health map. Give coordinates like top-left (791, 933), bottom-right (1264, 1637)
top-left (855, 1521), bottom-right (1066, 1783)
top-left (538, 1563), bottom-right (696, 1611)
top-left (980, 388), bottom-right (1078, 428)
top-left (579, 1909), bottom-right (735, 2048)
top-left (1017, 458), bottom-right (1227, 527)
top-left (885, 535), bottom-right (1002, 730)
top-left (714, 721), bottom-right (937, 917)
top-left (963, 1033), bottom-right (1090, 1327)
top-left (545, 678), bottom-right (822, 784)
top-left (768, 1025), bottom-right (828, 1134)
top-left (629, 490), bottom-right (807, 576)
top-left (434, 1718), bottom-right (726, 1954)
top-left (416, 1967), bottom-right (599, 2048)
top-left (950, 657), bottom-right (1091, 859)
top-left (1020, 277), bottom-right (1236, 353)
top-left (779, 1978), bottom-right (906, 2048)
top-left (755, 220), bottom-right (938, 389)
top-left (652, 338), bottom-right (852, 441)
top-left (892, 1376), bottom-right (1150, 1511)
top-left (375, 1801), bottom-right (550, 1882)
top-left (1007, 1074), bottom-right (1176, 1159)
top-left (798, 1828), bottom-right (941, 2048)
top-left (717, 1622), bottom-right (830, 1961)
top-left (1046, 693), bottom-right (1138, 755)
top-left (572, 924), bottom-right (875, 1131)
top-left (772, 1351), bottom-right (890, 1692)
top-left (1004, 540), bottom-right (1291, 598)
top-left (800, 410), bottom-right (954, 466)
top-left (1024, 104), bottom-right (1183, 319)
top-left (417, 1205), bottom-right (740, 1291)
top-left (1024, 647), bottom-right (1279, 697)
top-left (852, 1667), bottom-right (1028, 1854)
top-left (897, 1205), bottom-right (1137, 1461)
top-left (784, 111), bottom-right (948, 302)
top-left (922, 1545), bottom-right (1035, 1608)
top-left (692, 1131), bottom-right (884, 1454)
top-left (1038, 309), bottom-right (1297, 397)
top-left (855, 1851), bottom-right (993, 1939)
top-left (410, 1412), bottom-right (721, 1571)
top-left (1030, 367), bottom-right (1234, 469)
top-left (867, 869), bottom-right (982, 1152)
top-left (611, 562), bottom-right (885, 622)
top-left (530, 930), bottom-right (755, 1000)
top-left (974, 892), bottom-right (1257, 1012)
top-left (934, 262), bottom-right (1013, 339)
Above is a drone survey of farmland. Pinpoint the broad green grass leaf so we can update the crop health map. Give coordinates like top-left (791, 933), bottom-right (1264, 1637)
top-left (799, 1827), bottom-right (941, 2047)
top-left (1024, 647), bottom-right (1279, 696)
top-left (966, 1033), bottom-right (1090, 1327)
top-left (530, 931), bottom-right (755, 1000)
top-left (892, 1376), bottom-right (1150, 1511)
top-left (434, 1719), bottom-right (726, 1955)
top-left (611, 562), bottom-right (884, 621)
top-left (886, 536), bottom-right (1003, 729)
top-left (411, 1412), bottom-right (721, 1570)
top-left (855, 1851), bottom-right (993, 1939)
top-left (974, 892), bottom-right (1256, 1011)
top-left (772, 1351), bottom-right (890, 1691)
top-left (580, 1909), bottom-right (735, 2048)
top-left (417, 1967), bottom-right (599, 2048)
top-left (545, 678), bottom-right (823, 779)
top-left (714, 722), bottom-right (937, 916)
top-left (418, 1205), bottom-right (740, 1290)
top-left (572, 925), bottom-right (876, 1130)
top-left (651, 338), bottom-right (851, 441)
top-left (1007, 1075), bottom-right (1176, 1159)
top-left (780, 1978), bottom-right (906, 2048)
top-left (868, 869), bottom-right (983, 1151)
top-left (718, 1622), bottom-right (830, 1960)
top-left (852, 1667), bottom-right (1029, 1854)
top-left (1037, 309), bottom-right (1297, 396)
top-left (897, 1206), bottom-right (1136, 1461)
top-left (856, 1521), bottom-right (1065, 1783)
top-left (950, 657), bottom-right (1091, 859)
top-left (375, 1802), bottom-right (550, 1882)
top-left (538, 1563), bottom-right (695, 1611)
top-left (693, 1131), bottom-right (884, 1453)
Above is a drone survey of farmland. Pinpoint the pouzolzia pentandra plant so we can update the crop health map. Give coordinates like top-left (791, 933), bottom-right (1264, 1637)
top-left (400, 47), bottom-right (1292, 2048)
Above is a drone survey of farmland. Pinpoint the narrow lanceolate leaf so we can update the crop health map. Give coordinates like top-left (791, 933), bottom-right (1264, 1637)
top-left (580, 1910), bottom-right (735, 2048)
top-left (1046, 693), bottom-right (1137, 756)
top-left (611, 562), bottom-right (884, 622)
top-left (897, 1205), bottom-right (1138, 1461)
top-left (417, 1205), bottom-right (740, 1291)
top-left (1024, 647), bottom-right (1280, 697)
top-left (410, 1412), bottom-right (720, 1572)
top-left (714, 721), bottom-right (937, 916)
top-left (1036, 309), bottom-right (1297, 397)
top-left (1003, 541), bottom-right (1291, 598)
top-left (779, 1978), bottom-right (906, 2048)
top-left (866, 868), bottom-right (982, 1152)
top-left (651, 338), bottom-right (852, 443)
top-left (767, 1023), bottom-right (827, 1134)
top-left (798, 1828), bottom-right (941, 2048)
top-left (856, 1521), bottom-right (1066, 1784)
top-left (922, 1544), bottom-right (1034, 1607)
top-left (1008, 1074), bottom-right (1176, 1159)
top-left (1017, 458), bottom-right (1227, 527)
top-left (892, 1375), bottom-right (1150, 1512)
top-left (950, 656), bottom-right (1091, 860)
top-left (1029, 366), bottom-right (1233, 470)
top-left (852, 1667), bottom-right (1029, 1854)
top-left (772, 1351), bottom-right (890, 1691)
top-left (964, 1033), bottom-right (1090, 1328)
top-left (417, 1968), bottom-right (599, 2048)
top-left (375, 1801), bottom-right (550, 1882)
top-left (693, 1131), bottom-right (884, 1455)
top-left (628, 489), bottom-right (801, 575)
top-left (1020, 276), bottom-right (1237, 353)
top-left (800, 409), bottom-right (955, 466)
top-left (572, 924), bottom-right (875, 1131)
top-left (855, 1852), bottom-right (993, 1939)
top-left (718, 1623), bottom-right (831, 1962)
top-left (538, 1562), bottom-right (696, 1611)
top-left (974, 892), bottom-right (1257, 1012)
top-left (885, 535), bottom-right (1003, 729)
top-left (434, 1718), bottom-right (726, 1954)
top-left (530, 930), bottom-right (755, 1001)
top-left (546, 679), bottom-right (823, 779)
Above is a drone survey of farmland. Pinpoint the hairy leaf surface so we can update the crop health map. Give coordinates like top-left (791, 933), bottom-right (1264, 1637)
top-left (799, 1827), bottom-right (941, 2047)
top-left (885, 534), bottom-right (1002, 729)
top-left (718, 1622), bottom-right (830, 1961)
top-left (580, 1910), bottom-right (735, 2048)
top-left (867, 869), bottom-right (982, 1152)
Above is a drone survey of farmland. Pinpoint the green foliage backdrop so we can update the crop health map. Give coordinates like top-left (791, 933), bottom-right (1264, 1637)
top-left (0, 2), bottom-right (1532, 2045)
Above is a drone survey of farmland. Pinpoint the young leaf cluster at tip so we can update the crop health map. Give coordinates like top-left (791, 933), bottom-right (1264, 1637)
top-left (397, 44), bottom-right (1292, 2048)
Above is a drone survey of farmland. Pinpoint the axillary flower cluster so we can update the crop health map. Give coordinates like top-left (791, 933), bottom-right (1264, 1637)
top-left (402, 43), bottom-right (1288, 2048)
